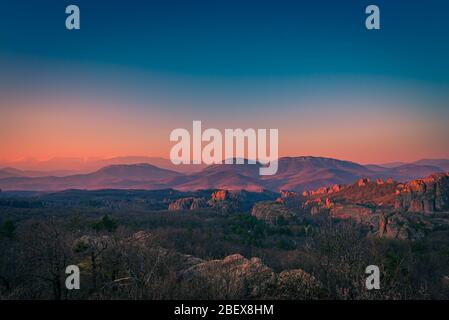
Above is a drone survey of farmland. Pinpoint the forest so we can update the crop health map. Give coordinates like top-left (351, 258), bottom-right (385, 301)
top-left (1, 188), bottom-right (448, 300)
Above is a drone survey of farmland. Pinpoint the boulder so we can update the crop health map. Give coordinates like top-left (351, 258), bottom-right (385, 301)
top-left (179, 253), bottom-right (322, 299)
top-left (180, 254), bottom-right (276, 299)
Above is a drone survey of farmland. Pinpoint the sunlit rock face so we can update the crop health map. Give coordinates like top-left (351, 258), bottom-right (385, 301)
top-left (394, 173), bottom-right (449, 214)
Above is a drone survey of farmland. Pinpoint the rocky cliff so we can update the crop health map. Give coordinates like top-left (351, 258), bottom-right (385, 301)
top-left (394, 173), bottom-right (449, 214)
top-left (250, 173), bottom-right (449, 240)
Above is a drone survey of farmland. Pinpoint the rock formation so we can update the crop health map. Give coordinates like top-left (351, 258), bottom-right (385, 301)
top-left (211, 190), bottom-right (229, 201)
top-left (179, 253), bottom-right (321, 299)
top-left (296, 172), bottom-right (449, 240)
top-left (357, 178), bottom-right (371, 187)
top-left (168, 197), bottom-right (208, 211)
top-left (180, 254), bottom-right (276, 299)
top-left (394, 173), bottom-right (449, 214)
top-left (251, 201), bottom-right (296, 224)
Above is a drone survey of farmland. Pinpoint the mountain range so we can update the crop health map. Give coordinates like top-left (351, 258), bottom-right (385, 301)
top-left (0, 156), bottom-right (207, 175)
top-left (1, 156), bottom-right (448, 192)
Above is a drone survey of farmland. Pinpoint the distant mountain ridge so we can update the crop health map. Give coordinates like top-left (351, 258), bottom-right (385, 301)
top-left (0, 156), bottom-right (207, 174)
top-left (412, 159), bottom-right (449, 171)
top-left (0, 163), bottom-right (182, 191)
top-left (1, 156), bottom-right (448, 192)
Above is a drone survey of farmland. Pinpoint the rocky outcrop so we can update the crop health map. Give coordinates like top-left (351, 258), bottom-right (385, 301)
top-left (276, 190), bottom-right (304, 208)
top-left (251, 201), bottom-right (296, 224)
top-left (373, 212), bottom-right (449, 241)
top-left (303, 198), bottom-right (375, 220)
top-left (211, 190), bottom-right (229, 201)
top-left (304, 184), bottom-right (344, 197)
top-left (330, 204), bottom-right (374, 221)
top-left (168, 189), bottom-right (277, 212)
top-left (180, 254), bottom-right (276, 299)
top-left (168, 197), bottom-right (208, 211)
top-left (179, 253), bottom-right (321, 299)
top-left (207, 189), bottom-right (277, 212)
top-left (296, 173), bottom-right (449, 240)
top-left (377, 213), bottom-right (411, 240)
top-left (280, 190), bottom-right (300, 198)
top-left (190, 198), bottom-right (208, 210)
top-left (300, 175), bottom-right (404, 219)
top-left (303, 196), bottom-right (337, 216)
top-left (394, 173), bottom-right (449, 214)
top-left (357, 178), bottom-right (371, 187)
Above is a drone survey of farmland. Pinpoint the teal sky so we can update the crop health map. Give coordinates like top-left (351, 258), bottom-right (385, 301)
top-left (0, 0), bottom-right (448, 163)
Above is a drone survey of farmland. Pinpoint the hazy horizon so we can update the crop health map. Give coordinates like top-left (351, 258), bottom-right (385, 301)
top-left (1, 154), bottom-right (449, 172)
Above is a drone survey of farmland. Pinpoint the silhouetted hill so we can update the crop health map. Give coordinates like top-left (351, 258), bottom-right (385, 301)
top-left (0, 164), bottom-right (182, 191)
top-left (413, 159), bottom-right (449, 171)
top-left (175, 160), bottom-right (264, 191)
top-left (263, 157), bottom-right (371, 191)
top-left (0, 168), bottom-right (25, 179)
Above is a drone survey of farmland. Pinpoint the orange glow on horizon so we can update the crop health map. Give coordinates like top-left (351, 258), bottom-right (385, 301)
top-left (1, 96), bottom-right (449, 166)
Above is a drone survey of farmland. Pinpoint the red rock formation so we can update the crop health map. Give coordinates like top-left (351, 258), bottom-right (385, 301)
top-left (211, 190), bottom-right (229, 201)
top-left (331, 184), bottom-right (342, 192)
top-left (357, 178), bottom-right (371, 187)
top-left (325, 197), bottom-right (332, 209)
top-left (394, 173), bottom-right (449, 214)
top-left (311, 186), bottom-right (330, 195)
top-left (275, 197), bottom-right (285, 204)
top-left (280, 190), bottom-right (300, 198)
top-left (304, 184), bottom-right (343, 197)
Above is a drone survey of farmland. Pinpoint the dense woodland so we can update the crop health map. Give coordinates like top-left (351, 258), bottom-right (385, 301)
top-left (0, 189), bottom-right (449, 300)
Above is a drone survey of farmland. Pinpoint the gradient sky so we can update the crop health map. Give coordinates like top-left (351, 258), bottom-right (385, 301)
top-left (1, 0), bottom-right (448, 164)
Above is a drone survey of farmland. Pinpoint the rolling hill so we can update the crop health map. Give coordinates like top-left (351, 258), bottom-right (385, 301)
top-left (0, 157), bottom-right (447, 192)
top-left (0, 164), bottom-right (182, 191)
top-left (0, 156), bottom-right (206, 174)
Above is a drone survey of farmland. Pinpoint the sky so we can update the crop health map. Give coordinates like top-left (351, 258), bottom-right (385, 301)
top-left (0, 0), bottom-right (448, 164)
